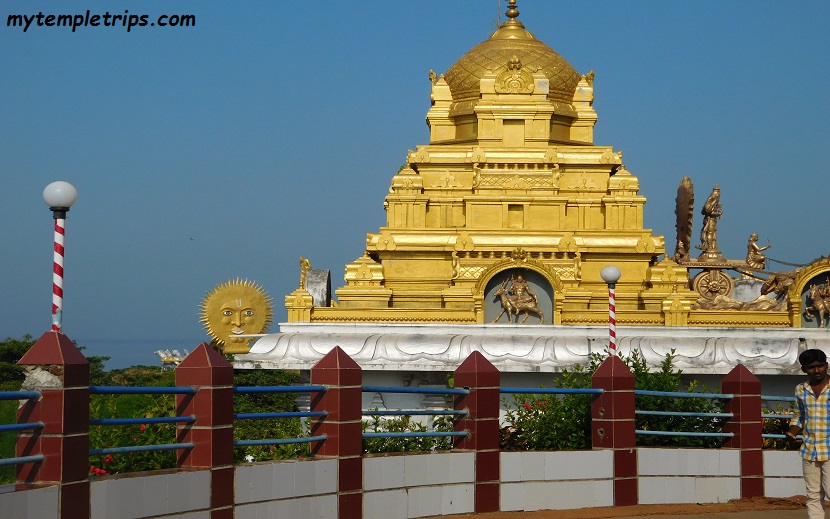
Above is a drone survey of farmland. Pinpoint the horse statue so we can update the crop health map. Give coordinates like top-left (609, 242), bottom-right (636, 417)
top-left (491, 277), bottom-right (545, 324)
top-left (761, 269), bottom-right (802, 301)
top-left (805, 283), bottom-right (830, 328)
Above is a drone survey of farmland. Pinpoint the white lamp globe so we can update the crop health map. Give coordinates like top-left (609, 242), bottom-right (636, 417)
top-left (43, 181), bottom-right (78, 209)
top-left (600, 265), bottom-right (621, 284)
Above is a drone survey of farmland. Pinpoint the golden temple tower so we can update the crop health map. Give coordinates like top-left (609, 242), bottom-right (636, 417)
top-left (285, 1), bottom-right (797, 328)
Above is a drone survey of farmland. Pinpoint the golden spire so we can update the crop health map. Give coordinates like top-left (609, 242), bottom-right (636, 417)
top-left (505, 0), bottom-right (520, 23)
top-left (491, 0), bottom-right (533, 40)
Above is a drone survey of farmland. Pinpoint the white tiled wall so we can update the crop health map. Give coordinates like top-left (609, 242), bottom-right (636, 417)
top-left (236, 494), bottom-right (337, 519)
top-left (0, 483), bottom-right (59, 519)
top-left (638, 449), bottom-right (741, 504)
top-left (764, 450), bottom-right (805, 497)
top-left (501, 450), bottom-right (613, 482)
top-left (639, 448), bottom-right (740, 476)
top-left (639, 476), bottom-right (740, 504)
top-left (235, 458), bottom-right (337, 503)
top-left (7, 448), bottom-right (807, 517)
top-left (364, 456), bottom-right (405, 491)
top-left (363, 484), bottom-right (474, 519)
top-left (364, 452), bottom-right (475, 491)
top-left (90, 470), bottom-right (210, 519)
top-left (501, 480), bottom-right (614, 511)
top-left (363, 453), bottom-right (475, 518)
top-left (498, 451), bottom-right (614, 511)
top-left (364, 489), bottom-right (409, 519)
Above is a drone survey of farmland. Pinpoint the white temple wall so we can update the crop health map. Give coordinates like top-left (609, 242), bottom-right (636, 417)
top-left (764, 451), bottom-right (806, 497)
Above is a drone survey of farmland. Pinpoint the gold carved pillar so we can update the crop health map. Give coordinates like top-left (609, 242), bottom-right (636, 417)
top-left (285, 288), bottom-right (314, 322)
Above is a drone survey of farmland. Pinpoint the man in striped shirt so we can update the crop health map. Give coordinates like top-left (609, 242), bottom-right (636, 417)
top-left (788, 349), bottom-right (830, 519)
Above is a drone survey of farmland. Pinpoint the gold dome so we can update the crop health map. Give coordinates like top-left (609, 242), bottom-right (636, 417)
top-left (443, 4), bottom-right (580, 104)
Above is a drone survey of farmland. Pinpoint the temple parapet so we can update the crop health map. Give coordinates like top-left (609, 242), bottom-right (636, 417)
top-left (238, 323), bottom-right (813, 376)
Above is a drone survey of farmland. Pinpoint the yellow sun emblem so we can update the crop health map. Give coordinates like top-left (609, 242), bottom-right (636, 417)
top-left (200, 278), bottom-right (273, 354)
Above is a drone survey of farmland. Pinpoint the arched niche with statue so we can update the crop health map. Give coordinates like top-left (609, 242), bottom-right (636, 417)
top-left (799, 271), bottom-right (830, 328)
top-left (482, 268), bottom-right (554, 324)
top-left (790, 257), bottom-right (830, 328)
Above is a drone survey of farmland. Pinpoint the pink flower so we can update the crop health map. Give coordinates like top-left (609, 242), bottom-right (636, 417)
top-left (139, 424), bottom-right (147, 432)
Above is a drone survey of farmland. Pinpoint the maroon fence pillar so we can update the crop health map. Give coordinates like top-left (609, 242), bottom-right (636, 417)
top-left (453, 351), bottom-right (500, 514)
top-left (175, 343), bottom-right (235, 519)
top-left (310, 346), bottom-right (363, 519)
top-left (591, 355), bottom-right (637, 506)
top-left (16, 331), bottom-right (90, 519)
top-left (721, 364), bottom-right (763, 498)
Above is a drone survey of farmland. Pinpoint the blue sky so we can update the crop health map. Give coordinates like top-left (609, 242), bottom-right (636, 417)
top-left (2, 1), bottom-right (828, 368)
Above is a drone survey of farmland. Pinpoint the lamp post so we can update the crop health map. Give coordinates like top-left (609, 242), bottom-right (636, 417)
top-left (43, 181), bottom-right (78, 333)
top-left (600, 265), bottom-right (621, 356)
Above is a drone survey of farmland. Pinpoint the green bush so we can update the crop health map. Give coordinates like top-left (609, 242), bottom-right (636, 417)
top-left (363, 414), bottom-right (455, 454)
top-left (88, 368), bottom-right (311, 473)
top-left (88, 394), bottom-right (178, 476)
top-left (0, 335), bottom-right (34, 392)
top-left (232, 369), bottom-right (309, 462)
top-left (502, 349), bottom-right (728, 450)
top-left (0, 335), bottom-right (35, 483)
top-left (501, 367), bottom-right (593, 451)
top-left (0, 400), bottom-right (17, 483)
top-left (628, 350), bottom-right (727, 448)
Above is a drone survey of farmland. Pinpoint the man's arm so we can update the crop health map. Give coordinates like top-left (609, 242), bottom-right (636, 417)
top-left (787, 392), bottom-right (805, 441)
top-left (786, 424), bottom-right (802, 441)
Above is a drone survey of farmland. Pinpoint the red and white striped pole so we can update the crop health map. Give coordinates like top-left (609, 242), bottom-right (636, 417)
top-left (51, 218), bottom-right (66, 331)
top-left (43, 181), bottom-right (78, 334)
top-left (600, 266), bottom-right (621, 356)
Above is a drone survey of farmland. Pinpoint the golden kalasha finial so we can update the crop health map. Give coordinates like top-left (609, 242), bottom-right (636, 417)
top-left (506, 0), bottom-right (519, 20)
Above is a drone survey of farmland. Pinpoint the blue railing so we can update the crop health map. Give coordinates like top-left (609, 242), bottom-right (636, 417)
top-left (233, 385), bottom-right (328, 447)
top-left (0, 390), bottom-right (44, 467)
top-left (362, 385), bottom-right (470, 442)
top-left (363, 385), bottom-right (470, 396)
top-left (0, 454), bottom-right (44, 468)
top-left (88, 385), bottom-right (196, 456)
top-left (501, 387), bottom-right (604, 395)
top-left (501, 386), bottom-right (737, 440)
top-left (634, 389), bottom-right (734, 439)
top-left (4, 380), bottom-right (804, 473)
top-left (634, 389), bottom-right (733, 399)
top-left (90, 386), bottom-right (197, 395)
top-left (760, 394), bottom-right (799, 440)
top-left (235, 385), bottom-right (327, 394)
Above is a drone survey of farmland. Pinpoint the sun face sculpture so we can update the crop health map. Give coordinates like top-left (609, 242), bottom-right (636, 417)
top-left (200, 279), bottom-right (272, 354)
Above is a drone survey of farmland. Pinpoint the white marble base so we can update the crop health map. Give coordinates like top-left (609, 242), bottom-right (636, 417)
top-left (235, 322), bottom-right (829, 375)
